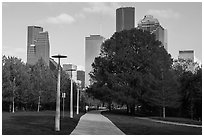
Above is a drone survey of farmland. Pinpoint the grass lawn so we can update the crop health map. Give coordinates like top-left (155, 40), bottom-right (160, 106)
top-left (2, 111), bottom-right (84, 135)
top-left (102, 111), bottom-right (202, 135)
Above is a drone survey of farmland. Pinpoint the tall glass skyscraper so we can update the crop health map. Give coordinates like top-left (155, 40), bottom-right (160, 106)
top-left (116, 7), bottom-right (135, 32)
top-left (27, 26), bottom-right (50, 66)
top-left (85, 35), bottom-right (105, 87)
top-left (138, 15), bottom-right (168, 50)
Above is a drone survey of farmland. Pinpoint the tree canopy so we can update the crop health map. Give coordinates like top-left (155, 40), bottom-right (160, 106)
top-left (87, 28), bottom-right (181, 115)
top-left (2, 56), bottom-right (76, 112)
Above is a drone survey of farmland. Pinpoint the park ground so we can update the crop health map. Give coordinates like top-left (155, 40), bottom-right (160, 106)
top-left (2, 110), bottom-right (202, 135)
top-left (2, 111), bottom-right (84, 135)
top-left (101, 110), bottom-right (202, 135)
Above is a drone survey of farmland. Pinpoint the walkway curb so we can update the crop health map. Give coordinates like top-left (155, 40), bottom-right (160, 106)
top-left (135, 117), bottom-right (202, 128)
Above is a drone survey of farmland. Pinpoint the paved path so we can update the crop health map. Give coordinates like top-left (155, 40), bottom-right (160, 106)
top-left (70, 110), bottom-right (125, 135)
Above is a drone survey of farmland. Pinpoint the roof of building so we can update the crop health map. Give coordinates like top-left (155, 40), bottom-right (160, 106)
top-left (85, 35), bottom-right (105, 40)
top-left (138, 15), bottom-right (160, 26)
top-left (28, 26), bottom-right (43, 29)
top-left (179, 50), bottom-right (194, 53)
top-left (116, 7), bottom-right (135, 10)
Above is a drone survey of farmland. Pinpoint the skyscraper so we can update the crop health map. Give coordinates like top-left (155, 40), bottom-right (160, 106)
top-left (138, 15), bottom-right (168, 50)
top-left (27, 26), bottom-right (50, 66)
top-left (85, 35), bottom-right (105, 87)
top-left (77, 70), bottom-right (85, 89)
top-left (63, 64), bottom-right (77, 82)
top-left (116, 7), bottom-right (135, 32)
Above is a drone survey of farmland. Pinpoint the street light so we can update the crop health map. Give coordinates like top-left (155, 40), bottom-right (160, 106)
top-left (76, 80), bottom-right (81, 115)
top-left (52, 54), bottom-right (67, 132)
top-left (63, 64), bottom-right (77, 118)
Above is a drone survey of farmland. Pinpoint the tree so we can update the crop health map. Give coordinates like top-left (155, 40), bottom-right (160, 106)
top-left (2, 56), bottom-right (29, 112)
top-left (173, 59), bottom-right (202, 119)
top-left (144, 69), bottom-right (180, 117)
top-left (30, 58), bottom-right (58, 111)
top-left (89, 28), bottom-right (178, 115)
top-left (2, 55), bottom-right (73, 112)
top-left (60, 69), bottom-right (72, 110)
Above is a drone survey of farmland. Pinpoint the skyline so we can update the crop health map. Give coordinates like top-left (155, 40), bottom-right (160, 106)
top-left (27, 26), bottom-right (50, 66)
top-left (2, 2), bottom-right (202, 70)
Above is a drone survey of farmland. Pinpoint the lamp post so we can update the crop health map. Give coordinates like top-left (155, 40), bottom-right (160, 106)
top-left (62, 64), bottom-right (77, 119)
top-left (76, 80), bottom-right (81, 115)
top-left (69, 68), bottom-right (76, 118)
top-left (52, 54), bottom-right (67, 132)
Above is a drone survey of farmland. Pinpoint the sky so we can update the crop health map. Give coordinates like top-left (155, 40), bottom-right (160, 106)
top-left (2, 2), bottom-right (202, 70)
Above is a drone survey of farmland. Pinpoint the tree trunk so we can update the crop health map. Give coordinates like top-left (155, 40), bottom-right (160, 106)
top-left (12, 96), bottom-right (15, 113)
top-left (163, 106), bottom-right (166, 118)
top-left (12, 78), bottom-right (16, 113)
top-left (9, 104), bottom-right (12, 112)
top-left (102, 102), bottom-right (105, 107)
top-left (130, 104), bottom-right (135, 115)
top-left (37, 95), bottom-right (41, 112)
top-left (160, 107), bottom-right (162, 117)
top-left (108, 102), bottom-right (112, 111)
top-left (190, 100), bottom-right (194, 119)
top-left (126, 104), bottom-right (129, 114)
top-left (25, 104), bottom-right (27, 111)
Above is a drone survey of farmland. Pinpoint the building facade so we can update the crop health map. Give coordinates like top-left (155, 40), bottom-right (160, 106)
top-left (85, 35), bottom-right (105, 87)
top-left (77, 70), bottom-right (85, 89)
top-left (27, 26), bottom-right (50, 66)
top-left (116, 7), bottom-right (135, 32)
top-left (49, 58), bottom-right (58, 71)
top-left (138, 15), bottom-right (168, 50)
top-left (63, 64), bottom-right (77, 82)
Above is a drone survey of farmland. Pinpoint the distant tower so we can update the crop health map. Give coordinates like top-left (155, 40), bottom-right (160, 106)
top-left (27, 26), bottom-right (50, 66)
top-left (63, 64), bottom-right (77, 82)
top-left (116, 7), bottom-right (135, 32)
top-left (77, 70), bottom-right (85, 89)
top-left (85, 35), bottom-right (105, 87)
top-left (138, 15), bottom-right (168, 51)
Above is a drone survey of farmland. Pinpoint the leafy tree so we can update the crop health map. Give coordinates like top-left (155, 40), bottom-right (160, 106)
top-left (144, 69), bottom-right (180, 117)
top-left (60, 69), bottom-right (71, 110)
top-left (173, 59), bottom-right (202, 119)
top-left (2, 56), bottom-right (29, 112)
top-left (89, 28), bottom-right (178, 115)
top-left (29, 58), bottom-right (58, 111)
top-left (2, 55), bottom-right (73, 112)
